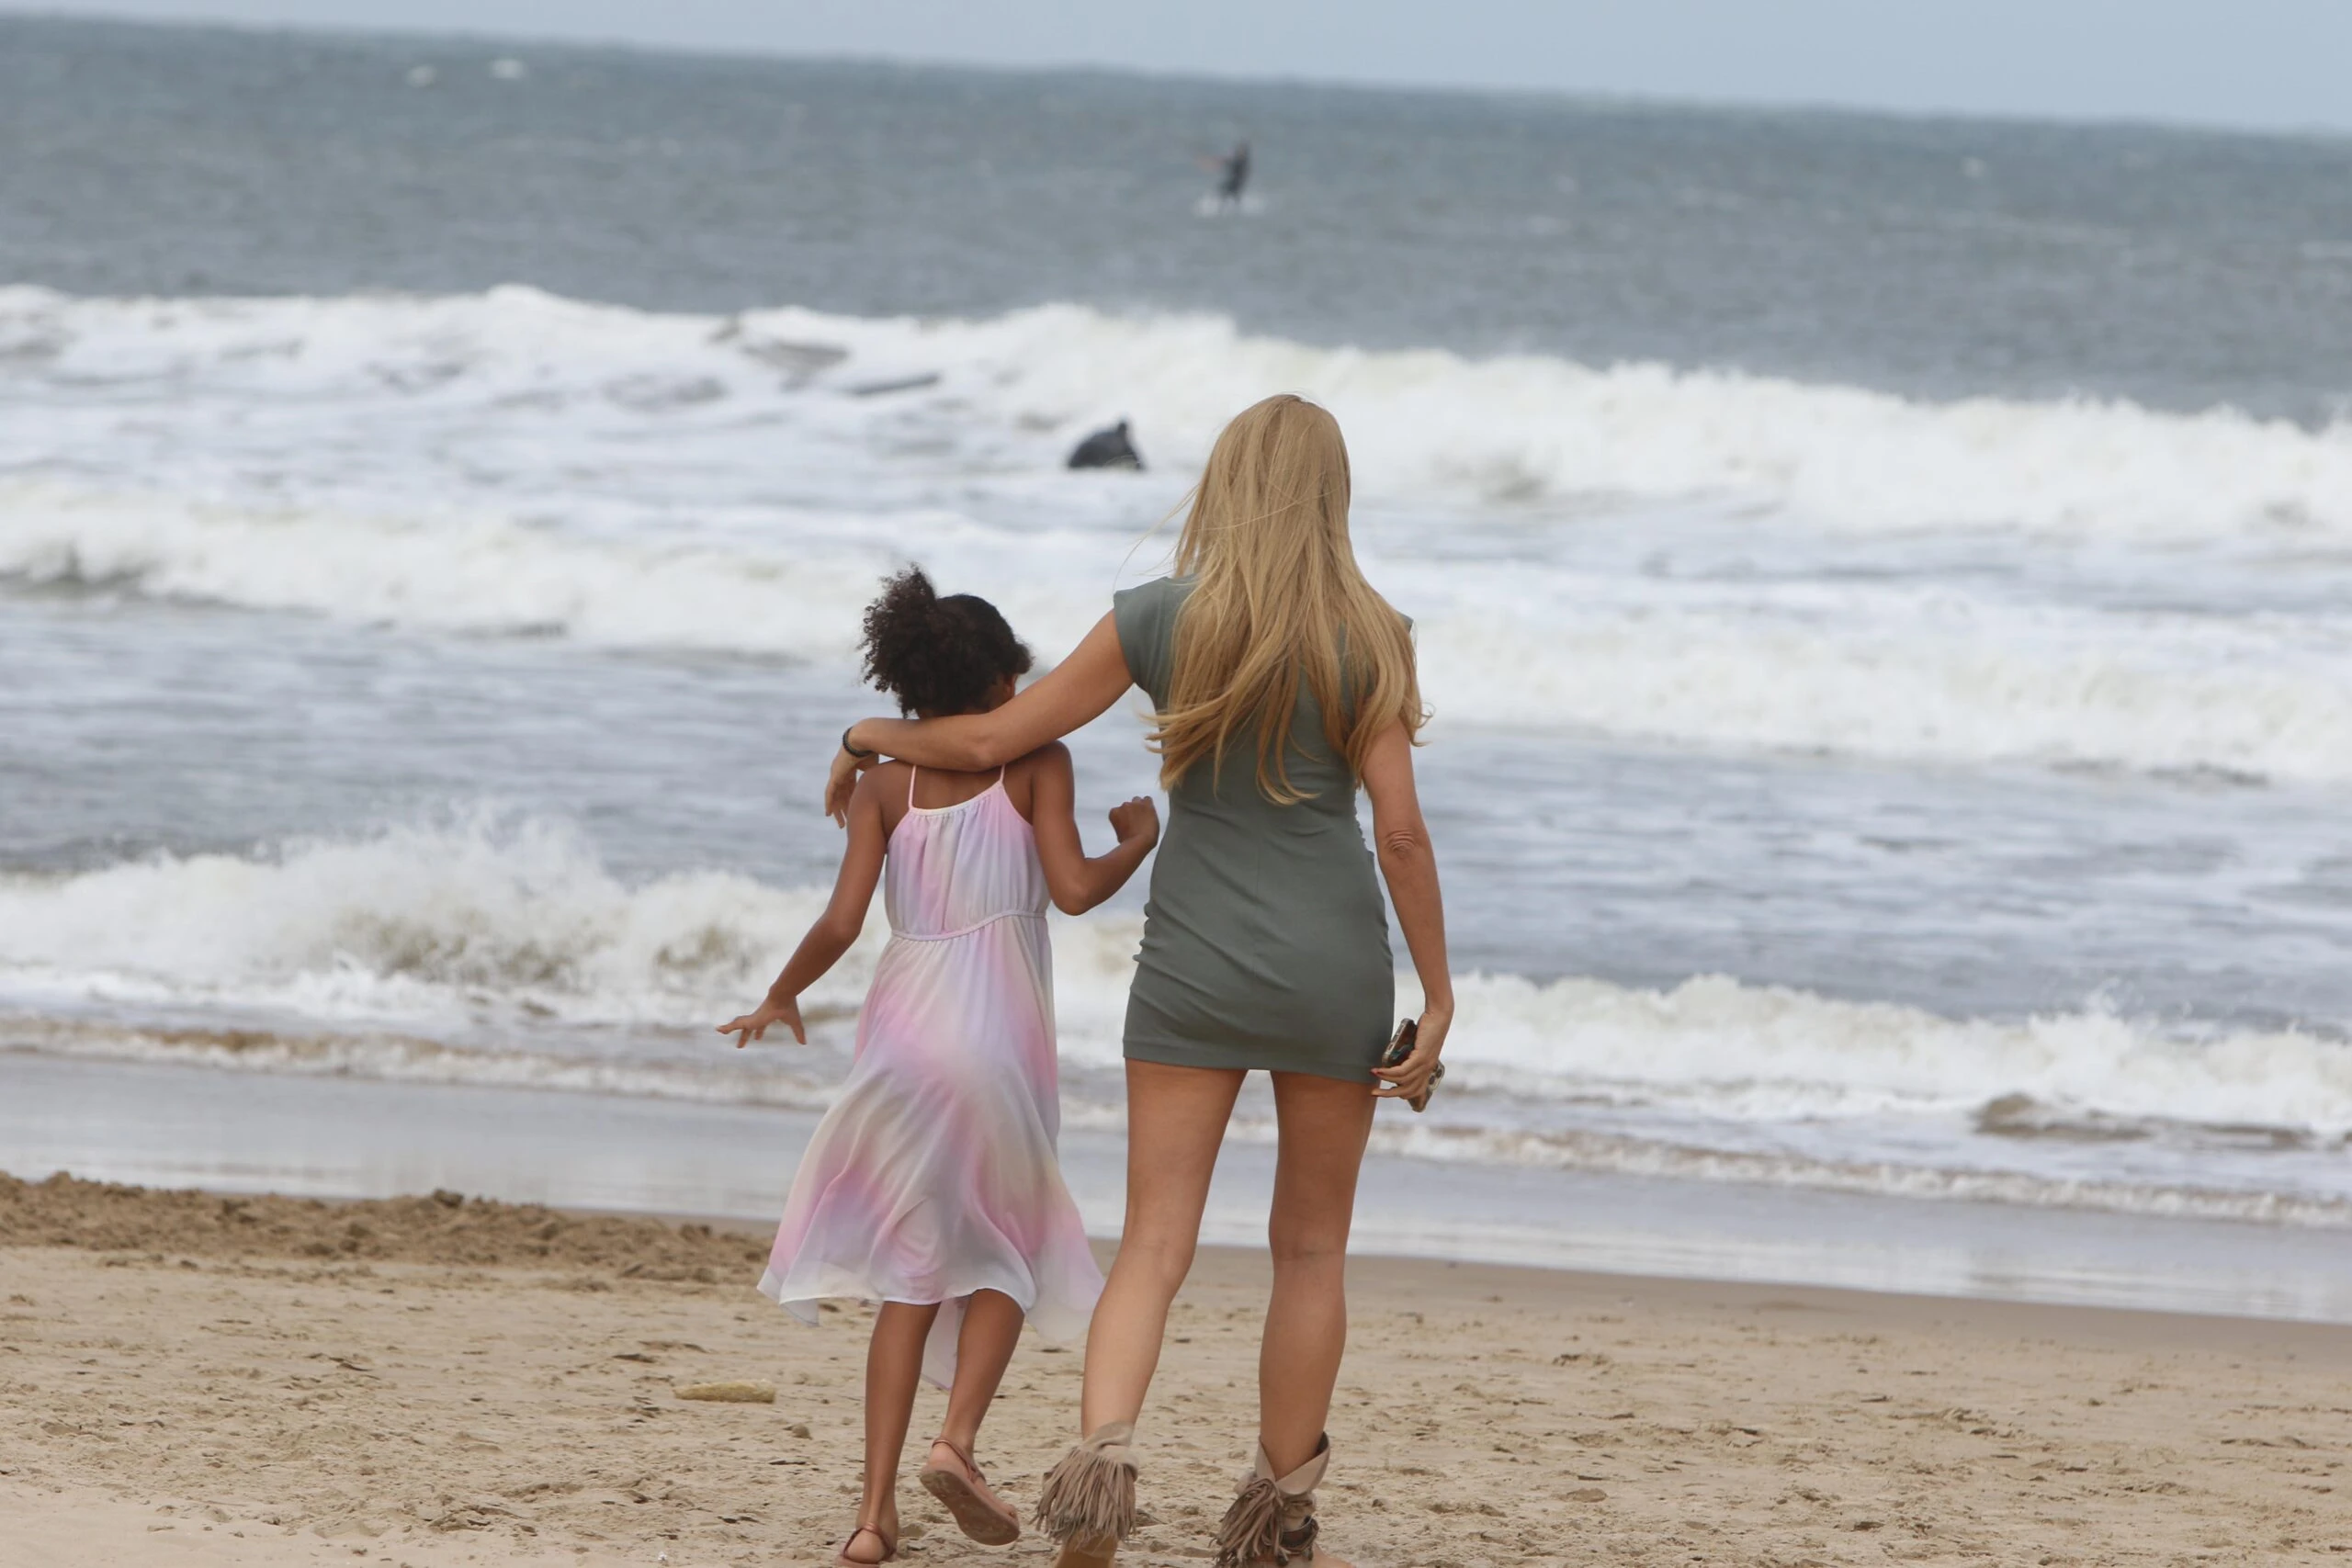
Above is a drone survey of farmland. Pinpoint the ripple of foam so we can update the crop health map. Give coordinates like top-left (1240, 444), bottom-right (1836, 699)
top-left (16, 1022), bottom-right (2346, 1231)
top-left (7, 282), bottom-right (2351, 537)
top-left (1, 1018), bottom-right (843, 1111)
top-left (1357, 1118), bottom-right (2352, 1230)
top-left (3, 822), bottom-right (2345, 1148)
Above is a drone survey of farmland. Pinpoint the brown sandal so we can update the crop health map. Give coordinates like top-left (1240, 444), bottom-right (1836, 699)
top-left (1214, 1434), bottom-right (1349, 1567)
top-left (1034, 1420), bottom-right (1138, 1568)
top-left (919, 1436), bottom-right (1022, 1545)
top-left (834, 1518), bottom-right (898, 1566)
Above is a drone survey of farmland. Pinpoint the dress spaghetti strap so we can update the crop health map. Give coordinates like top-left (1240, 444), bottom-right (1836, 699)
top-left (902, 762), bottom-right (1001, 814)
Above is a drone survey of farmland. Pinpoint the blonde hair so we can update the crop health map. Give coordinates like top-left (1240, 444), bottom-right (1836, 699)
top-left (1150, 394), bottom-right (1425, 802)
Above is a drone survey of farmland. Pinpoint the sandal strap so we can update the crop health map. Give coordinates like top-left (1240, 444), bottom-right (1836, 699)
top-left (842, 1521), bottom-right (896, 1559)
top-left (930, 1435), bottom-right (986, 1481)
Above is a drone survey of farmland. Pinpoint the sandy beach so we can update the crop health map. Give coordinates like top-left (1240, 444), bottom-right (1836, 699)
top-left (9, 19), bottom-right (2352, 1568)
top-left (3, 1173), bottom-right (2347, 1568)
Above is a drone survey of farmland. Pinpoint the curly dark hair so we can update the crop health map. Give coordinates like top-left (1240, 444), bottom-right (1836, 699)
top-left (859, 566), bottom-right (1035, 716)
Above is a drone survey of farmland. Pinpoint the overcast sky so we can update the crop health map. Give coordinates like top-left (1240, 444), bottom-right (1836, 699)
top-left (17, 0), bottom-right (2350, 135)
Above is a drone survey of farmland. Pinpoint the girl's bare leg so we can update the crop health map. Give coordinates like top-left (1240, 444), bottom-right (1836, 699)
top-left (1258, 1071), bottom-right (1375, 1473)
top-left (1078, 1060), bottom-right (1244, 1433)
top-left (850, 1300), bottom-right (942, 1562)
top-left (936, 1288), bottom-right (1024, 1454)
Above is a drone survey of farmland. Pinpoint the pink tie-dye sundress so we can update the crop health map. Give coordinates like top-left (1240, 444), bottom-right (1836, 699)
top-left (758, 766), bottom-right (1103, 1386)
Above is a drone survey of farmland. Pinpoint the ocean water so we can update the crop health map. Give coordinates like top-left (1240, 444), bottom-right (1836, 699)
top-left (6, 17), bottom-right (2352, 1266)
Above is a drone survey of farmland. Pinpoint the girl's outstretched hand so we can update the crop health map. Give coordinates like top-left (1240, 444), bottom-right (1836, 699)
top-left (718, 997), bottom-right (806, 1048)
top-left (1108, 795), bottom-right (1160, 847)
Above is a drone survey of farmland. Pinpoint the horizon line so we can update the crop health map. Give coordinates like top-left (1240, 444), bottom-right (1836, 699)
top-left (9, 5), bottom-right (2352, 146)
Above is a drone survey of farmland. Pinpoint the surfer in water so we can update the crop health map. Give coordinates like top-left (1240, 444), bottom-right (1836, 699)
top-left (1216, 140), bottom-right (1250, 207)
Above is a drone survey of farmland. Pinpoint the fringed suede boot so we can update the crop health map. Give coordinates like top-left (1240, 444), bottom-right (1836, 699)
top-left (1033, 1420), bottom-right (1138, 1568)
top-left (1213, 1434), bottom-right (1346, 1567)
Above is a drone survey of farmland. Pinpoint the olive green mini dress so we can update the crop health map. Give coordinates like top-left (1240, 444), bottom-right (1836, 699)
top-left (1113, 576), bottom-right (1395, 1083)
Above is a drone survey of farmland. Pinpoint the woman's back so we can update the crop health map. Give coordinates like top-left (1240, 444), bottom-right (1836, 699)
top-left (1117, 577), bottom-right (1361, 820)
top-left (1113, 575), bottom-right (1393, 1082)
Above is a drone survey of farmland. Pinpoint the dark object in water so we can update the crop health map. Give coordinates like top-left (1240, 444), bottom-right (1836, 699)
top-left (1218, 141), bottom-right (1250, 201)
top-left (1068, 420), bottom-right (1144, 470)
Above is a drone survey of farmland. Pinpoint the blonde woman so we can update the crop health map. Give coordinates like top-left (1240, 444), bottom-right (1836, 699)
top-left (825, 394), bottom-right (1453, 1568)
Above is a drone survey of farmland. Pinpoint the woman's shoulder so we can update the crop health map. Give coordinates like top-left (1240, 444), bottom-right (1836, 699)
top-left (1113, 574), bottom-right (1192, 618)
top-left (1113, 576), bottom-right (1191, 694)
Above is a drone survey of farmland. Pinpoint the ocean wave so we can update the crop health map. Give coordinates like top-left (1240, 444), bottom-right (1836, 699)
top-left (1419, 970), bottom-right (2352, 1137)
top-left (6, 283), bottom-right (2352, 536)
top-left (11, 284), bottom-right (2352, 782)
top-left (3, 820), bottom-right (2346, 1143)
top-left (0, 484), bottom-right (880, 658)
top-left (1413, 580), bottom-right (2352, 784)
top-left (11, 482), bottom-right (2352, 784)
top-left (0, 814), bottom-right (888, 1032)
top-left (0, 816), bottom-right (1141, 1058)
top-left (869, 304), bottom-right (2352, 539)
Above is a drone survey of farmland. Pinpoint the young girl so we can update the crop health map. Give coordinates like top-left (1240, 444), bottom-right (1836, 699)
top-left (719, 567), bottom-right (1159, 1567)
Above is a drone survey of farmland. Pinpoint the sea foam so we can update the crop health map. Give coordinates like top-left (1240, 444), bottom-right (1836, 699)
top-left (10, 479), bottom-right (2352, 784)
top-left (4, 820), bottom-right (2345, 1144)
top-left (8, 285), bottom-right (2352, 536)
top-left (8, 285), bottom-right (2352, 783)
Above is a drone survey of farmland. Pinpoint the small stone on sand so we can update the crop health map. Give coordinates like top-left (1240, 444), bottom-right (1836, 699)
top-left (673, 1381), bottom-right (775, 1404)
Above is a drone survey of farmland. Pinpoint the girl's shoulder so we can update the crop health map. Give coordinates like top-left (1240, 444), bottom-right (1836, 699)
top-left (855, 759), bottom-right (917, 829)
top-left (1005, 740), bottom-right (1071, 773)
top-left (1002, 741), bottom-right (1072, 791)
top-left (857, 759), bottom-right (918, 796)
top-left (1000, 742), bottom-right (1071, 823)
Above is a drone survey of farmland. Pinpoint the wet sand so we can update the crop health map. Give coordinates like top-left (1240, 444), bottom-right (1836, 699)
top-left (3, 1174), bottom-right (2349, 1567)
top-left (18, 1055), bottom-right (2352, 1325)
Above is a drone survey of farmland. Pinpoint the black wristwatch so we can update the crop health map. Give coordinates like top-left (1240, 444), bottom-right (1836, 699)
top-left (841, 726), bottom-right (876, 761)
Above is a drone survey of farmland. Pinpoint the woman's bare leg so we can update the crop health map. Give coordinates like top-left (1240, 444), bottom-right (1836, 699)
top-left (1078, 1060), bottom-right (1244, 1433)
top-left (1259, 1071), bottom-right (1375, 1473)
top-left (937, 1288), bottom-right (1024, 1453)
top-left (851, 1300), bottom-right (941, 1561)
